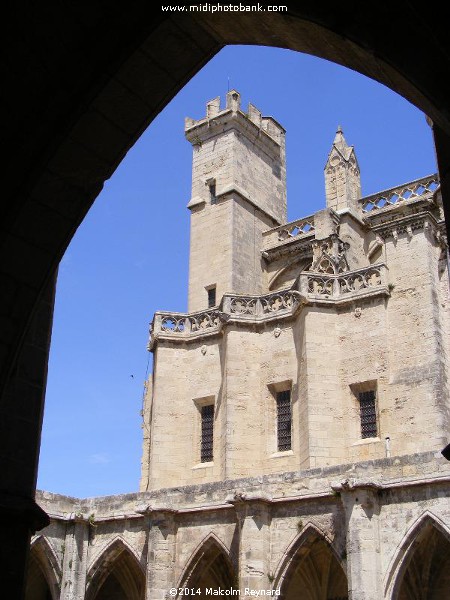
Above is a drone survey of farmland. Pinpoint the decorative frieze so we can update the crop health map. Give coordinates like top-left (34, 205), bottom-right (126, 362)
top-left (370, 212), bottom-right (441, 240)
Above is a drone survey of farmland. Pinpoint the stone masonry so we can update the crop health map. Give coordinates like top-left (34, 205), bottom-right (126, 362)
top-left (30, 92), bottom-right (450, 600)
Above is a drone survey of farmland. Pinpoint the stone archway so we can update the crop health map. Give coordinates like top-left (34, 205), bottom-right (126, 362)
top-left (86, 539), bottom-right (145, 600)
top-left (4, 4), bottom-right (450, 596)
top-left (393, 521), bottom-right (450, 600)
top-left (275, 525), bottom-right (348, 600)
top-left (24, 537), bottom-right (61, 600)
top-left (24, 555), bottom-right (52, 600)
top-left (178, 535), bottom-right (236, 599)
top-left (3, 7), bottom-right (450, 414)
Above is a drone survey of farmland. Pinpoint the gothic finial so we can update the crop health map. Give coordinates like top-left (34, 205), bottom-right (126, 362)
top-left (333, 125), bottom-right (351, 155)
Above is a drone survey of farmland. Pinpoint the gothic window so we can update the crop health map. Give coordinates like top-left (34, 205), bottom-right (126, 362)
top-left (201, 404), bottom-right (214, 462)
top-left (277, 390), bottom-right (292, 451)
top-left (207, 286), bottom-right (216, 308)
top-left (359, 390), bottom-right (377, 438)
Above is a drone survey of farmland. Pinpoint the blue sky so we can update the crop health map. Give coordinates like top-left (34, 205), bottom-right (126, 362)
top-left (37, 45), bottom-right (436, 498)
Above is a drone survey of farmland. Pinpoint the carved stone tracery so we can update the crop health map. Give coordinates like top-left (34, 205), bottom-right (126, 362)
top-left (310, 234), bottom-right (350, 274)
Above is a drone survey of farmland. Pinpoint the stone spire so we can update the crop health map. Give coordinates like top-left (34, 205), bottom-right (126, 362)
top-left (324, 126), bottom-right (361, 213)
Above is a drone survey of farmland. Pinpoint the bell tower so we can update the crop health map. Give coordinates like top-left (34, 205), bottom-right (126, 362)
top-left (185, 90), bottom-right (287, 311)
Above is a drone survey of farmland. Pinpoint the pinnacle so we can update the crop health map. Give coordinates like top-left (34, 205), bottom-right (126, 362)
top-left (333, 125), bottom-right (352, 160)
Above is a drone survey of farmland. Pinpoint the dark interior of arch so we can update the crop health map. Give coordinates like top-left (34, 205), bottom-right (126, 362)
top-left (397, 524), bottom-right (450, 600)
top-left (182, 543), bottom-right (235, 599)
top-left (89, 546), bottom-right (145, 600)
top-left (95, 573), bottom-right (132, 600)
top-left (24, 550), bottom-right (53, 600)
top-left (282, 537), bottom-right (348, 600)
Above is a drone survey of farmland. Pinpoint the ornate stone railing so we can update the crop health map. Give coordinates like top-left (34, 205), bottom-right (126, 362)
top-left (299, 264), bottom-right (388, 300)
top-left (223, 289), bottom-right (302, 317)
top-left (150, 268), bottom-right (389, 346)
top-left (263, 215), bottom-right (315, 249)
top-left (150, 291), bottom-right (304, 346)
top-left (154, 309), bottom-right (223, 337)
top-left (361, 174), bottom-right (439, 213)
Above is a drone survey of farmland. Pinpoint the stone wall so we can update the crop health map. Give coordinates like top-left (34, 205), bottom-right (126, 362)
top-left (34, 451), bottom-right (450, 600)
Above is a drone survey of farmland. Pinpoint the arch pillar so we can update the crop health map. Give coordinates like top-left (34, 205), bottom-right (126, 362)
top-left (228, 494), bottom-right (272, 597)
top-left (144, 507), bottom-right (178, 600)
top-left (60, 516), bottom-right (90, 600)
top-left (332, 479), bottom-right (382, 600)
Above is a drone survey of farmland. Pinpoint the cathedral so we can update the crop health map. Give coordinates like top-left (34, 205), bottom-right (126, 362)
top-left (29, 91), bottom-right (450, 600)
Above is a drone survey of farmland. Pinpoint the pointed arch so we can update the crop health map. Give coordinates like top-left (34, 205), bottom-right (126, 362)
top-left (177, 533), bottom-right (235, 597)
top-left (269, 256), bottom-right (313, 291)
top-left (85, 537), bottom-right (145, 600)
top-left (385, 511), bottom-right (450, 600)
top-left (25, 536), bottom-right (61, 600)
top-left (273, 522), bottom-right (348, 600)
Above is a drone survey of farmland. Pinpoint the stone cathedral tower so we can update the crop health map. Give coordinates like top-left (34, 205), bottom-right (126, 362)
top-left (32, 93), bottom-right (450, 600)
top-left (185, 89), bottom-right (286, 310)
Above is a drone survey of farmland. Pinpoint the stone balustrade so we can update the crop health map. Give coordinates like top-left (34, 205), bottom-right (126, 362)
top-left (222, 289), bottom-right (302, 317)
top-left (150, 291), bottom-right (303, 347)
top-left (299, 264), bottom-right (388, 300)
top-left (360, 174), bottom-right (439, 213)
top-left (150, 265), bottom-right (389, 346)
top-left (262, 215), bottom-right (315, 249)
top-left (152, 309), bottom-right (223, 338)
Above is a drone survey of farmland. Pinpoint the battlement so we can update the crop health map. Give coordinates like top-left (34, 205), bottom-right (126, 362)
top-left (185, 89), bottom-right (285, 146)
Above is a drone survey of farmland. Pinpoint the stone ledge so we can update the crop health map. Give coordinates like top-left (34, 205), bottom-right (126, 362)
top-left (36, 450), bottom-right (450, 520)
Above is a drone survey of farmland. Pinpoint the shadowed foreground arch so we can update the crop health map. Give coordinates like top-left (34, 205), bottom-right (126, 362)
top-left (275, 525), bottom-right (348, 600)
top-left (3, 3), bottom-right (450, 596)
top-left (86, 539), bottom-right (145, 600)
top-left (178, 535), bottom-right (235, 599)
top-left (391, 516), bottom-right (450, 600)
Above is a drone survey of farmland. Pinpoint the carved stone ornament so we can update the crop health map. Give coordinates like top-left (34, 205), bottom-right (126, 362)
top-left (310, 234), bottom-right (350, 274)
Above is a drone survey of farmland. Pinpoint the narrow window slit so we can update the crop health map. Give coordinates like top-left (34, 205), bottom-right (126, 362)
top-left (209, 181), bottom-right (217, 204)
top-left (207, 287), bottom-right (216, 308)
top-left (359, 390), bottom-right (377, 438)
top-left (276, 390), bottom-right (291, 451)
top-left (201, 404), bottom-right (214, 462)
